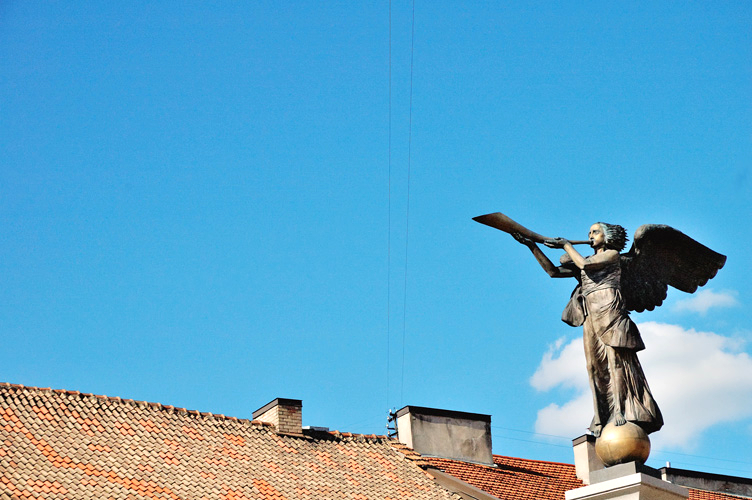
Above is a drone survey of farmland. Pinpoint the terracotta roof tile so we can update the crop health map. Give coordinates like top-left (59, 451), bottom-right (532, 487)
top-left (428, 455), bottom-right (750, 500)
top-left (4, 382), bottom-right (747, 500)
top-left (0, 383), bottom-right (462, 500)
top-left (427, 455), bottom-right (584, 500)
top-left (688, 489), bottom-right (748, 500)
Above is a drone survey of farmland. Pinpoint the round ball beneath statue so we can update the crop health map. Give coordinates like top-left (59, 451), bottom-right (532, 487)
top-left (595, 422), bottom-right (651, 466)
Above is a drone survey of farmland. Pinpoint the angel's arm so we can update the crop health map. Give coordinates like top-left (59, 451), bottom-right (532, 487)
top-left (562, 242), bottom-right (619, 270)
top-left (512, 233), bottom-right (575, 278)
top-left (545, 237), bottom-right (619, 270)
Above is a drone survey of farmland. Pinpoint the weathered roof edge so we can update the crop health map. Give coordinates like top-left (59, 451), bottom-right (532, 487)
top-left (1, 381), bottom-right (271, 427)
top-left (428, 453), bottom-right (582, 471)
top-left (494, 454), bottom-right (581, 468)
top-left (0, 382), bottom-right (391, 442)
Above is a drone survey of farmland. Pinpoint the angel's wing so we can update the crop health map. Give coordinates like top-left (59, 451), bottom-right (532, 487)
top-left (620, 225), bottom-right (727, 313)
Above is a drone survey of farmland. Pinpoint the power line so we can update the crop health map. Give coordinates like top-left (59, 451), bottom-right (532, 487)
top-left (491, 425), bottom-right (752, 468)
top-left (386, 0), bottom-right (392, 414)
top-left (651, 448), bottom-right (752, 467)
top-left (386, 0), bottom-right (417, 410)
top-left (491, 425), bottom-right (573, 442)
top-left (400, 0), bottom-right (416, 407)
top-left (492, 434), bottom-right (573, 450)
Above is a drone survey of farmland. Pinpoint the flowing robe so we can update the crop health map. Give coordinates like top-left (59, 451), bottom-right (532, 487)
top-left (563, 260), bottom-right (663, 435)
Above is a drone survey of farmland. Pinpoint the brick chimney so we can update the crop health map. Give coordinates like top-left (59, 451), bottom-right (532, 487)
top-left (253, 398), bottom-right (303, 435)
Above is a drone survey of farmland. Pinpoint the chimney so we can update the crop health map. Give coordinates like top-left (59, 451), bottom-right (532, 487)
top-left (253, 398), bottom-right (303, 435)
top-left (572, 434), bottom-right (605, 484)
top-left (396, 405), bottom-right (493, 465)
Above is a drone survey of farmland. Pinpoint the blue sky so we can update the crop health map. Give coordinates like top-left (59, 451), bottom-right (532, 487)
top-left (2, 1), bottom-right (751, 477)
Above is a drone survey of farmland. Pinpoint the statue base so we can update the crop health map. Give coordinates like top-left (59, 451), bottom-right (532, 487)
top-left (566, 463), bottom-right (688, 500)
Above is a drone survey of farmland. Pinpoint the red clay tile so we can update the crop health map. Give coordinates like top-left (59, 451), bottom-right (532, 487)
top-left (2, 383), bottom-right (464, 499)
top-left (3, 382), bottom-right (742, 500)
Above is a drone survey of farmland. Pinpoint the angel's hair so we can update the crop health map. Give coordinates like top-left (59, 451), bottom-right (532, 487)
top-left (596, 222), bottom-right (628, 251)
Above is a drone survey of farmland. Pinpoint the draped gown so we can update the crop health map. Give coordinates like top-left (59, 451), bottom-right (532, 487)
top-left (563, 259), bottom-right (663, 435)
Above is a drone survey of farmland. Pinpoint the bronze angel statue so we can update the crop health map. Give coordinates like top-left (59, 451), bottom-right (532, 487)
top-left (474, 213), bottom-right (726, 438)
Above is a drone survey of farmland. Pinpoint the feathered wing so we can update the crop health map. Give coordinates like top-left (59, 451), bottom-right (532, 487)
top-left (620, 225), bottom-right (727, 313)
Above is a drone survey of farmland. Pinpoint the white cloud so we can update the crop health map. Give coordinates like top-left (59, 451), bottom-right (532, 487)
top-left (673, 289), bottom-right (739, 315)
top-left (530, 336), bottom-right (584, 392)
top-left (531, 322), bottom-right (752, 450)
top-left (534, 391), bottom-right (593, 439)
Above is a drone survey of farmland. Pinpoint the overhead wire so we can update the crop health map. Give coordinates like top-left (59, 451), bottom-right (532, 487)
top-left (386, 0), bottom-right (392, 414)
top-left (491, 425), bottom-right (752, 474)
top-left (387, 0), bottom-right (417, 411)
top-left (400, 0), bottom-right (416, 406)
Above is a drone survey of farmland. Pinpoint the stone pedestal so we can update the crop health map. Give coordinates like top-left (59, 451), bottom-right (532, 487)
top-left (566, 471), bottom-right (689, 500)
top-left (573, 434), bottom-right (605, 485)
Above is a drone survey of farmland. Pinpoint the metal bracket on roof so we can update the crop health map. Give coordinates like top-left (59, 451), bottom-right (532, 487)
top-left (386, 408), bottom-right (398, 439)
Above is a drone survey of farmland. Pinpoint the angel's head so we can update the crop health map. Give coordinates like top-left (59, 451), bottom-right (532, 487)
top-left (592, 222), bottom-right (628, 251)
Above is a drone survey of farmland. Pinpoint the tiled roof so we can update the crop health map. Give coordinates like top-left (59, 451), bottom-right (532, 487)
top-left (426, 455), bottom-right (583, 500)
top-left (3, 382), bottom-right (748, 500)
top-left (0, 383), bottom-right (461, 500)
top-left (428, 455), bottom-right (750, 500)
top-left (688, 490), bottom-right (749, 500)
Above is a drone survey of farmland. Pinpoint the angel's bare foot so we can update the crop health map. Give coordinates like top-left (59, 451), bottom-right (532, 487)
top-left (613, 412), bottom-right (626, 426)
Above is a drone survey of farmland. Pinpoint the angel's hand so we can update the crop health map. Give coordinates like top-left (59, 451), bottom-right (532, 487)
top-left (512, 232), bottom-right (534, 247)
top-left (544, 237), bottom-right (569, 249)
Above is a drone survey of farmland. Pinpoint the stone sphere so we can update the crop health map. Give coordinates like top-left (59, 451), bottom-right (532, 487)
top-left (595, 422), bottom-right (651, 466)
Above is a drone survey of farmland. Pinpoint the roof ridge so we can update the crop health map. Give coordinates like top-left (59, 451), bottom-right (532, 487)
top-left (388, 439), bottom-right (431, 467)
top-left (493, 454), bottom-right (575, 468)
top-left (326, 429), bottom-right (391, 441)
top-left (0, 381), bottom-right (274, 428)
